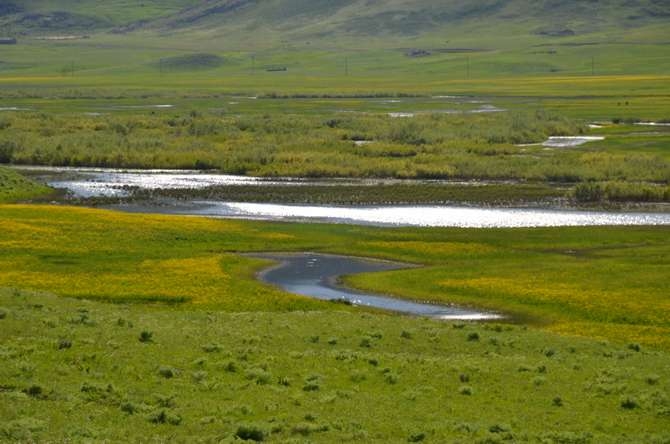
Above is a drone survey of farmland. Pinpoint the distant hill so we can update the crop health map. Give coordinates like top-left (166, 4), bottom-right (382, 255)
top-left (1, 0), bottom-right (668, 45)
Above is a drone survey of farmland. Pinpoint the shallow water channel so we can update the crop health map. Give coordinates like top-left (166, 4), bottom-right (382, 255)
top-left (17, 166), bottom-right (670, 228)
top-left (253, 253), bottom-right (500, 320)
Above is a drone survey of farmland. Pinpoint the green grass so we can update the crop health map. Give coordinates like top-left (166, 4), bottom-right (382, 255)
top-left (0, 2), bottom-right (668, 440)
top-left (2, 109), bottom-right (669, 187)
top-left (124, 182), bottom-right (566, 206)
top-left (0, 205), bottom-right (669, 442)
top-left (0, 166), bottom-right (51, 203)
top-left (1, 205), bottom-right (668, 348)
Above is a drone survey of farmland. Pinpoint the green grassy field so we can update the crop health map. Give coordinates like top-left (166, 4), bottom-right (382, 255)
top-left (0, 204), bottom-right (669, 442)
top-left (1, 1), bottom-right (669, 440)
top-left (0, 166), bottom-right (51, 203)
top-left (1, 204), bottom-right (668, 347)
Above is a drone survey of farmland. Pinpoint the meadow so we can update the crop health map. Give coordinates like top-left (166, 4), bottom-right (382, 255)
top-left (0, 166), bottom-right (51, 203)
top-left (0, 204), bottom-right (669, 442)
top-left (3, 106), bottom-right (669, 205)
top-left (1, 6), bottom-right (669, 439)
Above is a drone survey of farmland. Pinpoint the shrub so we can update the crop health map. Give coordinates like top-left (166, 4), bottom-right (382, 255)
top-left (408, 432), bottom-right (426, 442)
top-left (467, 332), bottom-right (480, 342)
top-left (57, 339), bottom-right (72, 350)
top-left (645, 375), bottom-right (660, 385)
top-left (120, 402), bottom-right (137, 414)
top-left (620, 397), bottom-right (638, 409)
top-left (303, 375), bottom-right (321, 392)
top-left (350, 371), bottom-right (367, 383)
top-left (303, 382), bottom-right (320, 392)
top-left (235, 424), bottom-right (266, 442)
top-left (460, 373), bottom-right (470, 383)
top-left (246, 368), bottom-right (272, 385)
top-left (628, 343), bottom-right (641, 352)
top-left (23, 385), bottom-right (43, 398)
top-left (489, 424), bottom-right (510, 433)
top-left (221, 360), bottom-right (238, 373)
top-left (291, 422), bottom-right (329, 436)
top-left (155, 394), bottom-right (176, 408)
top-left (191, 371), bottom-right (207, 383)
top-left (553, 396), bottom-right (563, 407)
top-left (401, 330), bottom-right (413, 339)
top-left (201, 343), bottom-right (221, 353)
top-left (385, 373), bottom-right (399, 385)
top-left (139, 331), bottom-right (153, 343)
top-left (0, 308), bottom-right (7, 319)
top-left (158, 366), bottom-right (178, 379)
top-left (459, 386), bottom-right (473, 396)
top-left (147, 409), bottom-right (182, 425)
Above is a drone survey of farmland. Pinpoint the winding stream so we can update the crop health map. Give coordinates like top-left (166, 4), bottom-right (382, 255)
top-left (253, 253), bottom-right (500, 320)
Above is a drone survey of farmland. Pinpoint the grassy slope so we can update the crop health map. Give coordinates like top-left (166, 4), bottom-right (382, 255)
top-left (1, 288), bottom-right (669, 442)
top-left (0, 1), bottom-right (667, 105)
top-left (0, 166), bottom-right (50, 203)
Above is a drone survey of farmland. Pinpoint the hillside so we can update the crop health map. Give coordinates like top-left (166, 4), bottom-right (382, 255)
top-left (1, 0), bottom-right (668, 45)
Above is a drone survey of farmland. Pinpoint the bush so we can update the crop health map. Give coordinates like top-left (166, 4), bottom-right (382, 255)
top-left (459, 386), bottom-right (473, 396)
top-left (246, 368), bottom-right (272, 385)
top-left (147, 409), bottom-right (182, 425)
top-left (628, 343), bottom-right (641, 352)
top-left (408, 432), bottom-right (426, 442)
top-left (359, 337), bottom-right (372, 348)
top-left (221, 360), bottom-right (238, 373)
top-left (384, 373), bottom-right (399, 385)
top-left (0, 308), bottom-right (7, 319)
top-left (350, 370), bottom-right (367, 383)
top-left (201, 343), bottom-right (222, 353)
top-left (23, 385), bottom-right (43, 398)
top-left (489, 424), bottom-right (510, 433)
top-left (620, 397), bottom-right (638, 409)
top-left (291, 422), bottom-right (329, 436)
top-left (467, 332), bottom-right (480, 342)
top-left (645, 375), bottom-right (660, 385)
top-left (158, 366), bottom-right (178, 379)
top-left (139, 331), bottom-right (153, 343)
top-left (120, 402), bottom-right (137, 414)
top-left (57, 338), bottom-right (72, 350)
top-left (235, 424), bottom-right (266, 442)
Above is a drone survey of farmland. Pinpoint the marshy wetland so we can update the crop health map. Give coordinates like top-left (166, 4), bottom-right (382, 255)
top-left (1, 3), bottom-right (670, 439)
